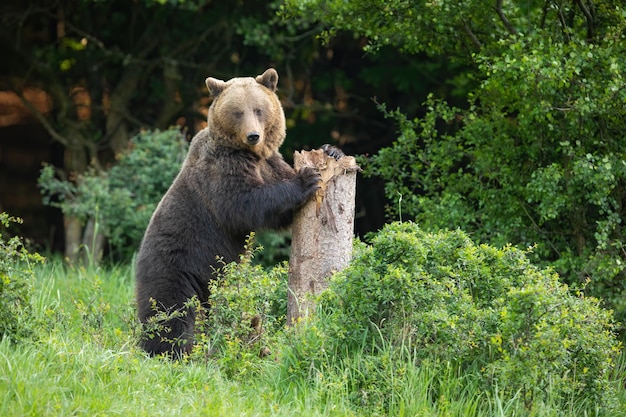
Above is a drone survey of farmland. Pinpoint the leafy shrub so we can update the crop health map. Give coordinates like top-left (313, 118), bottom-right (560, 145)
top-left (188, 235), bottom-right (288, 377)
top-left (289, 222), bottom-right (620, 411)
top-left (39, 128), bottom-right (188, 259)
top-left (0, 213), bottom-right (45, 342)
top-left (103, 128), bottom-right (188, 253)
top-left (365, 25), bottom-right (626, 334)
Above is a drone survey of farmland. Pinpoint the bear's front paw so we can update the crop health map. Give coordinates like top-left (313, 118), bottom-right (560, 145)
top-left (297, 166), bottom-right (321, 197)
top-left (321, 144), bottom-right (345, 160)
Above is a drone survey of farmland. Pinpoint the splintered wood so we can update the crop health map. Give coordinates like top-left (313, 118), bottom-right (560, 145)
top-left (287, 149), bottom-right (360, 325)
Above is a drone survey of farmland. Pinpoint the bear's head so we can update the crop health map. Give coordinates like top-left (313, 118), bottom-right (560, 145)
top-left (205, 69), bottom-right (286, 159)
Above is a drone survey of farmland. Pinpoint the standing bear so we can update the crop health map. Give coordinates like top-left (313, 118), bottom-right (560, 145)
top-left (135, 68), bottom-right (338, 356)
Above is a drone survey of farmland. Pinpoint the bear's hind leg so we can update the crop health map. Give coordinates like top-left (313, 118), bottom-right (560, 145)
top-left (139, 304), bottom-right (196, 358)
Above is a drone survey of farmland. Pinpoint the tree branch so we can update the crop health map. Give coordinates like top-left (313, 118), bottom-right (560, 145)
top-left (168, 20), bottom-right (229, 59)
top-left (555, 2), bottom-right (571, 43)
top-left (15, 91), bottom-right (68, 147)
top-left (520, 203), bottom-right (561, 257)
top-left (463, 21), bottom-right (483, 49)
top-left (155, 61), bottom-right (184, 130)
top-left (574, 0), bottom-right (595, 39)
top-left (495, 0), bottom-right (517, 35)
top-left (45, 10), bottom-right (107, 51)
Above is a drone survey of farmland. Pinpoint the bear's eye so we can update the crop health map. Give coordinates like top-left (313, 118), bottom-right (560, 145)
top-left (254, 108), bottom-right (263, 117)
top-left (233, 110), bottom-right (244, 119)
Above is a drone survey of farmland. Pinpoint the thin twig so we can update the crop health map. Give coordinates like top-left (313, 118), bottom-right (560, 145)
top-left (555, 1), bottom-right (571, 43)
top-left (15, 92), bottom-right (69, 147)
top-left (520, 202), bottom-right (561, 257)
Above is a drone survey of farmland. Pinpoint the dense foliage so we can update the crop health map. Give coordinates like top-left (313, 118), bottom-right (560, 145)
top-left (0, 213), bottom-right (45, 342)
top-left (283, 0), bottom-right (626, 329)
top-left (287, 222), bottom-right (621, 412)
top-left (283, 0), bottom-right (623, 56)
top-left (39, 128), bottom-right (187, 259)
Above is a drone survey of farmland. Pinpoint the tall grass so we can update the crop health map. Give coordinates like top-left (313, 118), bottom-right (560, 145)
top-left (1, 258), bottom-right (625, 416)
top-left (0, 259), bottom-right (353, 416)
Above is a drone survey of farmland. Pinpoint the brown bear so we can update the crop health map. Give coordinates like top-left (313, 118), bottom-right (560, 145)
top-left (135, 68), bottom-right (340, 357)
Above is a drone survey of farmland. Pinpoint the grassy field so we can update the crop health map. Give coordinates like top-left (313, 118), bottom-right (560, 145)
top-left (1, 258), bottom-right (625, 416)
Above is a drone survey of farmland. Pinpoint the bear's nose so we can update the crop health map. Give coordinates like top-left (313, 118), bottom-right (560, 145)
top-left (246, 133), bottom-right (260, 145)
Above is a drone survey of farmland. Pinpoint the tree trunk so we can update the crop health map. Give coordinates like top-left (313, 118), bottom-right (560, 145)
top-left (287, 149), bottom-right (360, 325)
top-left (81, 216), bottom-right (106, 264)
top-left (105, 63), bottom-right (142, 155)
top-left (64, 215), bottom-right (82, 264)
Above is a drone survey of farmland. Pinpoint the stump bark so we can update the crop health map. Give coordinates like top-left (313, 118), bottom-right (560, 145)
top-left (287, 149), bottom-right (360, 324)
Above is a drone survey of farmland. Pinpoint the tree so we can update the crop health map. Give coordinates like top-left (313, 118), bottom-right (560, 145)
top-left (283, 0), bottom-right (626, 329)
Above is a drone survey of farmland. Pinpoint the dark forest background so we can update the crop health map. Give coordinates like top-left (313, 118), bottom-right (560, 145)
top-left (1, 0), bottom-right (444, 249)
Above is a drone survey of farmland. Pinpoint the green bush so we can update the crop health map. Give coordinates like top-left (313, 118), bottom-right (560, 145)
top-left (0, 213), bottom-right (45, 342)
top-left (189, 235), bottom-right (288, 377)
top-left (289, 222), bottom-right (620, 411)
top-left (361, 18), bottom-right (626, 334)
top-left (104, 128), bottom-right (188, 252)
top-left (252, 230), bottom-right (292, 268)
top-left (39, 128), bottom-right (188, 258)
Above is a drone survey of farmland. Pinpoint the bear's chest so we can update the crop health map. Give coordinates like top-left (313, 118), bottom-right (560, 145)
top-left (257, 159), bottom-right (276, 181)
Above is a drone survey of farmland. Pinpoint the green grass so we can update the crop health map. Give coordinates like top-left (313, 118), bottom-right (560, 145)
top-left (0, 260), bottom-right (356, 416)
top-left (1, 258), bottom-right (625, 416)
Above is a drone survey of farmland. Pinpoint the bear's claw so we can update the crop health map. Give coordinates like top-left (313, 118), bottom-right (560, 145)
top-left (321, 144), bottom-right (345, 160)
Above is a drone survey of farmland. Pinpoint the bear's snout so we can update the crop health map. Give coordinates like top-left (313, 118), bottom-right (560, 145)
top-left (246, 132), bottom-right (261, 145)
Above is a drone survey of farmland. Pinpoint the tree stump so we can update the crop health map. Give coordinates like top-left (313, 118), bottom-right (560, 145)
top-left (287, 149), bottom-right (360, 325)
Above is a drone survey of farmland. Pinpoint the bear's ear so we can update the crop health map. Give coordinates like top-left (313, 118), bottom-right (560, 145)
top-left (205, 77), bottom-right (227, 97)
top-left (255, 68), bottom-right (279, 92)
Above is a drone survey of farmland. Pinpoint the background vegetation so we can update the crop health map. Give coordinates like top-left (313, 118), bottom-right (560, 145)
top-left (283, 0), bottom-right (626, 331)
top-left (38, 128), bottom-right (188, 261)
